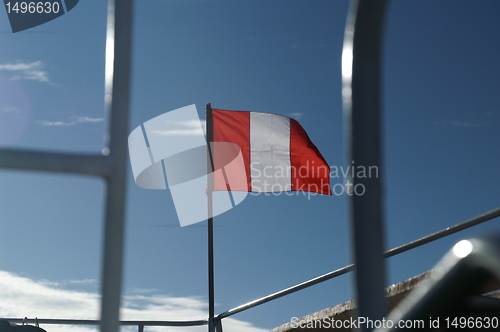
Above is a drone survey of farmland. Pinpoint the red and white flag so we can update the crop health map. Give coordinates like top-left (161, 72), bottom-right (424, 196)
top-left (210, 108), bottom-right (331, 195)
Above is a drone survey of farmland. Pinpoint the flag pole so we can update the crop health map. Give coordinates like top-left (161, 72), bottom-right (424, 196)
top-left (206, 103), bottom-right (215, 332)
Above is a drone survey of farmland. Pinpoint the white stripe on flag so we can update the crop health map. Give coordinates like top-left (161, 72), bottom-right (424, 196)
top-left (250, 112), bottom-right (291, 192)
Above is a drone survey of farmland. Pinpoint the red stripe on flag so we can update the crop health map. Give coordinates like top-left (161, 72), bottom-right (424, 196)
top-left (290, 119), bottom-right (331, 195)
top-left (212, 109), bottom-right (252, 191)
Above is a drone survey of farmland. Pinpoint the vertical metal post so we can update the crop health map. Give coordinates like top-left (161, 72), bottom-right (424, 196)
top-left (206, 103), bottom-right (215, 332)
top-left (215, 320), bottom-right (223, 332)
top-left (342, 0), bottom-right (389, 328)
top-left (100, 0), bottom-right (133, 332)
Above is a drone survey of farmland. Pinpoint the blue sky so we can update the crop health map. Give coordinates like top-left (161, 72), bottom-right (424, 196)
top-left (1, 1), bottom-right (500, 331)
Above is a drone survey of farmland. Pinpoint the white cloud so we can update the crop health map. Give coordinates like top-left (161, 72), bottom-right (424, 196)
top-left (0, 271), bottom-right (266, 332)
top-left (0, 271), bottom-right (99, 332)
top-left (75, 117), bottom-right (105, 123)
top-left (38, 278), bottom-right (98, 289)
top-left (151, 120), bottom-right (206, 136)
top-left (38, 120), bottom-right (68, 126)
top-left (130, 289), bottom-right (159, 294)
top-left (66, 279), bottom-right (98, 285)
top-left (0, 106), bottom-right (21, 114)
top-left (38, 116), bottom-right (105, 127)
top-left (0, 61), bottom-right (52, 84)
top-left (151, 129), bottom-right (204, 136)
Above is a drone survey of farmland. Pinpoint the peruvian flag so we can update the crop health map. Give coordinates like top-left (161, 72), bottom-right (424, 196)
top-left (210, 108), bottom-right (331, 195)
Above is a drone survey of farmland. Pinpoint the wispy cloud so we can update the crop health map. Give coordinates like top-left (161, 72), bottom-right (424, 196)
top-left (66, 279), bottom-right (97, 285)
top-left (0, 271), bottom-right (99, 332)
top-left (0, 61), bottom-right (52, 84)
top-left (129, 288), bottom-right (158, 294)
top-left (38, 116), bottom-right (105, 127)
top-left (435, 120), bottom-right (488, 128)
top-left (0, 106), bottom-right (21, 114)
top-left (288, 112), bottom-right (303, 120)
top-left (38, 278), bottom-right (98, 288)
top-left (0, 271), bottom-right (266, 332)
top-left (151, 120), bottom-right (206, 136)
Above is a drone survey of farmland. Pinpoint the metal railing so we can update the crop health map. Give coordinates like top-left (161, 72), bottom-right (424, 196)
top-left (342, 0), bottom-right (388, 326)
top-left (0, 1), bottom-right (133, 332)
top-left (214, 207), bottom-right (500, 325)
top-left (2, 0), bottom-right (499, 332)
top-left (3, 318), bottom-right (208, 330)
top-left (4, 205), bottom-right (500, 332)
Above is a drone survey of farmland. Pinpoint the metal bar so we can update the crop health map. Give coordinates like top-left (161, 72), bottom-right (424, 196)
top-left (215, 320), bottom-right (223, 332)
top-left (3, 319), bottom-right (208, 327)
top-left (383, 206), bottom-right (500, 258)
top-left (3, 207), bottom-right (498, 326)
top-left (99, 0), bottom-right (133, 332)
top-left (216, 205), bottom-right (500, 320)
top-left (342, 0), bottom-right (389, 327)
top-left (216, 264), bottom-right (355, 320)
top-left (377, 236), bottom-right (500, 332)
top-left (206, 103), bottom-right (215, 332)
top-left (0, 149), bottom-right (110, 177)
